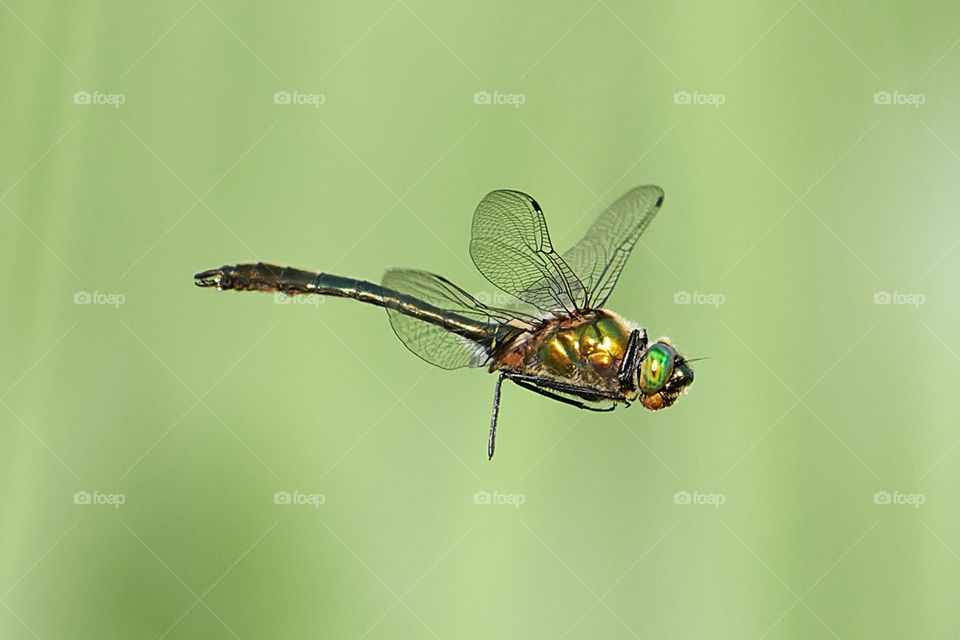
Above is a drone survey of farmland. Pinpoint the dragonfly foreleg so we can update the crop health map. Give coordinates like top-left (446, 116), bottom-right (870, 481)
top-left (617, 328), bottom-right (647, 389)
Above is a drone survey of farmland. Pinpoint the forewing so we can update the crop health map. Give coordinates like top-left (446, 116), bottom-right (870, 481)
top-left (381, 269), bottom-right (532, 370)
top-left (469, 190), bottom-right (586, 314)
top-left (562, 185), bottom-right (664, 307)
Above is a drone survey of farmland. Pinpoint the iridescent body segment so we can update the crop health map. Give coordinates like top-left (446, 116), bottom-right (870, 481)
top-left (537, 313), bottom-right (630, 379)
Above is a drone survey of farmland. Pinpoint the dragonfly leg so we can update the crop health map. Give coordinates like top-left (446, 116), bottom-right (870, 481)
top-left (506, 372), bottom-right (621, 405)
top-left (488, 372), bottom-right (508, 460)
top-left (508, 376), bottom-right (616, 412)
top-left (617, 328), bottom-right (647, 389)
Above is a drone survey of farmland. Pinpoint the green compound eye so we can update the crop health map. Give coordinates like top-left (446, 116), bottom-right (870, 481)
top-left (639, 342), bottom-right (676, 394)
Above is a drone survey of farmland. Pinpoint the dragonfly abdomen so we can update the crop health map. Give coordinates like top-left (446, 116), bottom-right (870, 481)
top-left (194, 262), bottom-right (496, 345)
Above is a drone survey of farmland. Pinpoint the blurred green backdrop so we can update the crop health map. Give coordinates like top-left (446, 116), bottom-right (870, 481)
top-left (2, 2), bottom-right (959, 638)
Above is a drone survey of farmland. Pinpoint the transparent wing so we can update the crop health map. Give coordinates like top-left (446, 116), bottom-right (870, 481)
top-left (381, 269), bottom-right (535, 370)
top-left (560, 185), bottom-right (664, 307)
top-left (469, 190), bottom-right (587, 314)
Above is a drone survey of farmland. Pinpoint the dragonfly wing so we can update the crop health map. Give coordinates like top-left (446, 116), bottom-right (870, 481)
top-left (470, 190), bottom-right (587, 314)
top-left (381, 269), bottom-right (532, 370)
top-left (561, 185), bottom-right (665, 308)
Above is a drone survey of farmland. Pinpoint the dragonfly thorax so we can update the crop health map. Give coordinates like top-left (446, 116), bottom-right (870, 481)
top-left (490, 309), bottom-right (635, 398)
top-left (536, 311), bottom-right (632, 379)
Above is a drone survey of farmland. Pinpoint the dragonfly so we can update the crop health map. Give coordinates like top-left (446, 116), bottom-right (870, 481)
top-left (195, 186), bottom-right (694, 458)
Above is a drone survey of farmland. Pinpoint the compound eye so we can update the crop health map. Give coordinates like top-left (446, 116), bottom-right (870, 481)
top-left (639, 342), bottom-right (676, 394)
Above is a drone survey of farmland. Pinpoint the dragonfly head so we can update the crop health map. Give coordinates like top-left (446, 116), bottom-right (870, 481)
top-left (636, 339), bottom-right (694, 410)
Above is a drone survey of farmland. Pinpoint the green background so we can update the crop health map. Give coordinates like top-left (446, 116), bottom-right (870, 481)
top-left (3, 2), bottom-right (959, 638)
